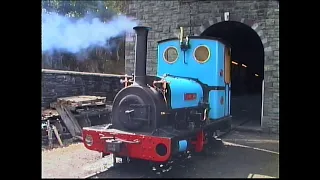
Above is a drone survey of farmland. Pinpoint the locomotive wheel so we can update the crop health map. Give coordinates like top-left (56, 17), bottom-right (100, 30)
top-left (117, 156), bottom-right (131, 164)
top-left (150, 161), bottom-right (173, 176)
top-left (112, 154), bottom-right (117, 167)
top-left (111, 155), bottom-right (125, 167)
top-left (195, 131), bottom-right (225, 156)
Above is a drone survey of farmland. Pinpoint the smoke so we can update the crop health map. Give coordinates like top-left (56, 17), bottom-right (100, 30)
top-left (41, 11), bottom-right (138, 54)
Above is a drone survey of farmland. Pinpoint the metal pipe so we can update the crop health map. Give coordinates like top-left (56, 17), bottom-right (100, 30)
top-left (133, 26), bottom-right (151, 86)
top-left (260, 79), bottom-right (264, 126)
top-left (180, 27), bottom-right (184, 43)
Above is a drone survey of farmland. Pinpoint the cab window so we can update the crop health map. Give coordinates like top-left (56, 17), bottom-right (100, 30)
top-left (164, 47), bottom-right (178, 64)
top-left (194, 45), bottom-right (210, 64)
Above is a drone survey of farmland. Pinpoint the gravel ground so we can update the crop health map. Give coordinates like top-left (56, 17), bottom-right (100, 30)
top-left (41, 130), bottom-right (279, 178)
top-left (42, 143), bottom-right (110, 178)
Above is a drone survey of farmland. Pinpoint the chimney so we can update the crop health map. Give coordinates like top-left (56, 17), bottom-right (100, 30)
top-left (133, 26), bottom-right (150, 86)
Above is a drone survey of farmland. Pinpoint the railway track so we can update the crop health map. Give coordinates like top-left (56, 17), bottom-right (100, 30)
top-left (83, 119), bottom-right (252, 179)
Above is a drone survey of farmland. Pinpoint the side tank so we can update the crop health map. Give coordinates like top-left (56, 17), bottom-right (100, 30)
top-left (161, 75), bottom-right (203, 109)
top-left (157, 37), bottom-right (231, 120)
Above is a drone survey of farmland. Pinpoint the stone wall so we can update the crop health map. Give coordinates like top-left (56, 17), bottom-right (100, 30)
top-left (41, 69), bottom-right (125, 108)
top-left (124, 0), bottom-right (279, 133)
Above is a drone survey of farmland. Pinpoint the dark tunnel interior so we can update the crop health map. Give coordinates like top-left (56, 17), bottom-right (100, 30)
top-left (201, 21), bottom-right (264, 126)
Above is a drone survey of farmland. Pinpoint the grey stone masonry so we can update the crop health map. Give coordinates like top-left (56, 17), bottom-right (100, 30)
top-left (124, 0), bottom-right (279, 133)
top-left (41, 69), bottom-right (126, 108)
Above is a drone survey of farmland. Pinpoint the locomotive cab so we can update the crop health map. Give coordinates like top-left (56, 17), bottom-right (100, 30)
top-left (157, 33), bottom-right (232, 128)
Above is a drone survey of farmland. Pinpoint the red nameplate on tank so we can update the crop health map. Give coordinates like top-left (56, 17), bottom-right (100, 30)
top-left (184, 93), bottom-right (197, 101)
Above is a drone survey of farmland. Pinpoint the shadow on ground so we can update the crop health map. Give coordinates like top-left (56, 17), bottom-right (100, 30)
top-left (163, 141), bottom-right (279, 178)
top-left (90, 131), bottom-right (279, 178)
top-left (231, 94), bottom-right (262, 127)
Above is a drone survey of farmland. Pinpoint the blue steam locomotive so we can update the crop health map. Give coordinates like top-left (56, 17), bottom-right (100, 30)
top-left (82, 26), bottom-right (232, 173)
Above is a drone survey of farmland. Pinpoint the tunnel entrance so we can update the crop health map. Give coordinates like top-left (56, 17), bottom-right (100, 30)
top-left (201, 21), bottom-right (264, 127)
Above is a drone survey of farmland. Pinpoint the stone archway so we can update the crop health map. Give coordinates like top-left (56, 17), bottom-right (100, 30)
top-left (193, 14), bottom-right (271, 128)
top-left (193, 14), bottom-right (272, 56)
